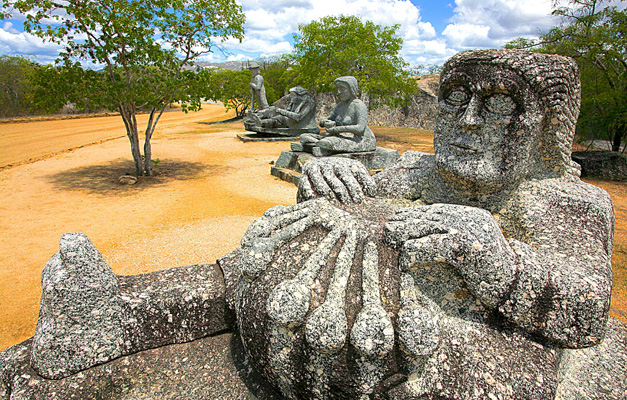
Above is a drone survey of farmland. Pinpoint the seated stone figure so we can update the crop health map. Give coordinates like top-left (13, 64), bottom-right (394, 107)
top-left (245, 86), bottom-right (319, 135)
top-left (226, 49), bottom-right (622, 399)
top-left (293, 76), bottom-right (377, 156)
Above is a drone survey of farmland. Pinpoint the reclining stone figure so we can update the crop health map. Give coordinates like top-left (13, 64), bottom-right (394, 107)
top-left (226, 49), bottom-right (622, 399)
top-left (245, 86), bottom-right (320, 135)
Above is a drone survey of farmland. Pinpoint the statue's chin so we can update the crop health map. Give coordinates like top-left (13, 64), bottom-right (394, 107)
top-left (435, 159), bottom-right (512, 197)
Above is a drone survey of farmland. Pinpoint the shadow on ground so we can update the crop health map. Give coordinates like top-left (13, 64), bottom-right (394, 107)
top-left (46, 158), bottom-right (230, 195)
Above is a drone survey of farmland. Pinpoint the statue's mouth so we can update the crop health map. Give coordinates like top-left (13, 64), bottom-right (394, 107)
top-left (450, 142), bottom-right (479, 155)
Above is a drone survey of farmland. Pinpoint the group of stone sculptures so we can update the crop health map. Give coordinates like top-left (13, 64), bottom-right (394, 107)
top-left (244, 66), bottom-right (376, 159)
top-left (1, 49), bottom-right (626, 400)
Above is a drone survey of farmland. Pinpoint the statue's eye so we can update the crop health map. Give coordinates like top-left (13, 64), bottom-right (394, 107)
top-left (485, 94), bottom-right (516, 115)
top-left (444, 87), bottom-right (470, 106)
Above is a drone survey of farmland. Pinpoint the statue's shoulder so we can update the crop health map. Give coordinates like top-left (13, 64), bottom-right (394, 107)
top-left (520, 177), bottom-right (613, 211)
top-left (511, 177), bottom-right (614, 235)
top-left (394, 151), bottom-right (435, 169)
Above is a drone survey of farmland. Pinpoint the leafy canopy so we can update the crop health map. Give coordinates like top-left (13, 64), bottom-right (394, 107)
top-left (289, 15), bottom-right (417, 107)
top-left (506, 0), bottom-right (627, 151)
top-left (1, 0), bottom-right (246, 175)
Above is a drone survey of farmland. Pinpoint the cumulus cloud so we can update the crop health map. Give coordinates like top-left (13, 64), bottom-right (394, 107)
top-left (234, 0), bottom-right (447, 65)
top-left (442, 0), bottom-right (558, 49)
top-left (0, 22), bottom-right (62, 63)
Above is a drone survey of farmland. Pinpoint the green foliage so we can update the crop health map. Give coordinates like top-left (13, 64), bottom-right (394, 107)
top-left (199, 68), bottom-right (251, 117)
top-left (289, 15), bottom-right (417, 108)
top-left (259, 57), bottom-right (295, 104)
top-left (2, 0), bottom-right (246, 175)
top-left (31, 62), bottom-right (110, 114)
top-left (0, 55), bottom-right (40, 118)
top-left (506, 0), bottom-right (627, 151)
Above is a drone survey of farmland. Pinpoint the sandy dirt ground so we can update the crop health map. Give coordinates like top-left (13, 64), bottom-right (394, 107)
top-left (1, 107), bottom-right (625, 351)
top-left (0, 106), bottom-right (298, 350)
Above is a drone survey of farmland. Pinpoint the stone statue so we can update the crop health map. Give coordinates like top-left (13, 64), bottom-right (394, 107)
top-left (244, 86), bottom-right (320, 135)
top-left (2, 50), bottom-right (625, 400)
top-left (224, 49), bottom-right (622, 399)
top-left (248, 62), bottom-right (268, 111)
top-left (292, 76), bottom-right (377, 156)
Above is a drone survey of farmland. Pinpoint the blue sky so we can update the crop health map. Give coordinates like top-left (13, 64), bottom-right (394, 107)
top-left (0, 0), bottom-right (623, 68)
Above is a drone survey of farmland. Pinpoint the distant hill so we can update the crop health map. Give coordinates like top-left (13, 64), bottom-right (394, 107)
top-left (193, 61), bottom-right (248, 71)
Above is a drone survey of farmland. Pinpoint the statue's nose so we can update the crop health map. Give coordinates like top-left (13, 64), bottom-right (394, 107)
top-left (459, 95), bottom-right (484, 130)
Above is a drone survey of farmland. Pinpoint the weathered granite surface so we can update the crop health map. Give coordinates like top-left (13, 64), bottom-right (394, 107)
top-left (231, 49), bottom-right (626, 399)
top-left (298, 76), bottom-right (377, 155)
top-left (244, 86), bottom-right (320, 137)
top-left (0, 333), bottom-right (283, 400)
top-left (28, 233), bottom-right (229, 380)
top-left (270, 149), bottom-right (400, 186)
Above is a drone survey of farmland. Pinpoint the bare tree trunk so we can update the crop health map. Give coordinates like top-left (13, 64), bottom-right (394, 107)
top-left (119, 103), bottom-right (143, 176)
top-left (612, 126), bottom-right (623, 152)
top-left (143, 104), bottom-right (169, 176)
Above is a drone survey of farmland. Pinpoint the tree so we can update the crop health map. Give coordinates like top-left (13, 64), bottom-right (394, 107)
top-left (506, 0), bottom-right (627, 152)
top-left (30, 61), bottom-right (107, 114)
top-left (2, 0), bottom-right (245, 175)
top-left (202, 68), bottom-right (251, 118)
top-left (0, 55), bottom-right (39, 118)
top-left (288, 15), bottom-right (417, 107)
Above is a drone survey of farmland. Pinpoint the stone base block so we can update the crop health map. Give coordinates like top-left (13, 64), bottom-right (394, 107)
top-left (236, 133), bottom-right (298, 142)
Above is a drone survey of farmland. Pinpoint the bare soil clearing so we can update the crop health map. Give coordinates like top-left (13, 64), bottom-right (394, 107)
top-left (0, 108), bottom-right (625, 351)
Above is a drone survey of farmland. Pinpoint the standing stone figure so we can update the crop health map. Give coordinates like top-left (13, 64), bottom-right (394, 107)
top-left (249, 62), bottom-right (268, 111)
top-left (226, 49), bottom-right (624, 399)
top-left (293, 76), bottom-right (377, 155)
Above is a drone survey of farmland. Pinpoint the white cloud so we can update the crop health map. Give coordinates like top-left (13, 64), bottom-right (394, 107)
top-left (0, 24), bottom-right (63, 63)
top-left (442, 0), bottom-right (558, 49)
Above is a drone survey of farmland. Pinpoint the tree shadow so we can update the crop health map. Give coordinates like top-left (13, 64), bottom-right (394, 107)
top-left (46, 158), bottom-right (227, 195)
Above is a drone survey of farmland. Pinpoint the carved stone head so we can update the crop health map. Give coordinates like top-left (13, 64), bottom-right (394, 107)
top-left (434, 49), bottom-right (581, 196)
top-left (334, 76), bottom-right (359, 101)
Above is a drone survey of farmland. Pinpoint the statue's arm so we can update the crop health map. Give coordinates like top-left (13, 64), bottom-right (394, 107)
top-left (498, 193), bottom-right (614, 348)
top-left (386, 188), bottom-right (614, 348)
top-left (278, 100), bottom-right (313, 122)
top-left (329, 100), bottom-right (368, 135)
top-left (250, 76), bottom-right (263, 90)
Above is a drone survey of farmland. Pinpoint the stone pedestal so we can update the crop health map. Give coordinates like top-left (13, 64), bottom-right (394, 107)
top-left (270, 147), bottom-right (400, 185)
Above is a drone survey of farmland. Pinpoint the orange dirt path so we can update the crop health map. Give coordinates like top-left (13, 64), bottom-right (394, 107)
top-left (0, 106), bottom-right (297, 349)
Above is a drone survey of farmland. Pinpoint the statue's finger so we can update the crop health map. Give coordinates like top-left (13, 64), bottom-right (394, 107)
top-left (335, 164), bottom-right (364, 203)
top-left (297, 173), bottom-right (316, 203)
top-left (384, 220), bottom-right (447, 249)
top-left (351, 164), bottom-right (377, 197)
top-left (306, 163), bottom-right (335, 199)
top-left (398, 234), bottom-right (454, 271)
top-left (321, 166), bottom-right (351, 203)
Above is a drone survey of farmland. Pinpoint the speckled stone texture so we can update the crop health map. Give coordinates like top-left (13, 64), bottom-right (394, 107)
top-left (30, 233), bottom-right (129, 379)
top-left (255, 49), bottom-right (626, 398)
top-left (223, 197), bottom-right (627, 399)
top-left (27, 233), bottom-right (229, 381)
top-left (0, 333), bottom-right (283, 400)
top-left (271, 149), bottom-right (400, 186)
